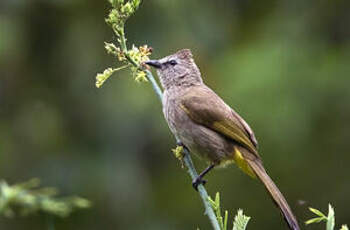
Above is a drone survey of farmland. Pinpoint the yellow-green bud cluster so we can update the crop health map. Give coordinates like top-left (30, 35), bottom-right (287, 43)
top-left (97, 0), bottom-right (151, 87)
top-left (128, 45), bottom-right (152, 82)
top-left (95, 68), bottom-right (117, 88)
top-left (172, 145), bottom-right (185, 168)
top-left (105, 0), bottom-right (141, 34)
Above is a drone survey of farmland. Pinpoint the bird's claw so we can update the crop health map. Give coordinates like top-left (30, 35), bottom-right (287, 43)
top-left (176, 141), bottom-right (189, 152)
top-left (192, 177), bottom-right (207, 191)
top-left (176, 140), bottom-right (184, 147)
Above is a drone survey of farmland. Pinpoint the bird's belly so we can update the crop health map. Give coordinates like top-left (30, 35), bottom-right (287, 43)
top-left (167, 106), bottom-right (234, 165)
top-left (185, 128), bottom-right (234, 165)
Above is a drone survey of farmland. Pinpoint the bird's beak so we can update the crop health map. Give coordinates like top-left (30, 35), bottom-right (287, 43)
top-left (144, 60), bottom-right (162, 69)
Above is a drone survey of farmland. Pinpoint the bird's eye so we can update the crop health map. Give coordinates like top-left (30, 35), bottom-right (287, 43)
top-left (168, 60), bottom-right (177, 66)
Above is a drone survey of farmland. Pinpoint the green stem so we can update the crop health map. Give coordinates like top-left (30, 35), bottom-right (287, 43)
top-left (182, 149), bottom-right (221, 230)
top-left (119, 28), bottom-right (142, 70)
top-left (145, 70), bottom-right (163, 101)
top-left (117, 25), bottom-right (221, 230)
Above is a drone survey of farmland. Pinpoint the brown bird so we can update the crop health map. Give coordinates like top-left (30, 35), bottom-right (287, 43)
top-left (145, 49), bottom-right (300, 230)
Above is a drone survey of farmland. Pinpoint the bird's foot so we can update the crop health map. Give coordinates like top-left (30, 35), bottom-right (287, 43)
top-left (176, 140), bottom-right (183, 147)
top-left (192, 177), bottom-right (207, 191)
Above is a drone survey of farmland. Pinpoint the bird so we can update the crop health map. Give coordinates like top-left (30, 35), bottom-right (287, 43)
top-left (145, 49), bottom-right (300, 230)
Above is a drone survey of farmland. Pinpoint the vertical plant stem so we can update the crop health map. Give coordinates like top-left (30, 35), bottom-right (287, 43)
top-left (145, 70), bottom-right (163, 102)
top-left (182, 149), bottom-right (222, 230)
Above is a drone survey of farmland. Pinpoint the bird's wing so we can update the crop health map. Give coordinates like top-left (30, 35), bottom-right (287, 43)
top-left (180, 86), bottom-right (259, 157)
top-left (231, 108), bottom-right (258, 148)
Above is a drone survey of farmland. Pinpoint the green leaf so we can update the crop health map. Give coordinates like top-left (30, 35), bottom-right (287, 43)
top-left (327, 204), bottom-right (335, 230)
top-left (218, 216), bottom-right (224, 230)
top-left (215, 193), bottom-right (222, 217)
top-left (309, 207), bottom-right (327, 218)
top-left (305, 217), bottom-right (326, 225)
top-left (207, 196), bottom-right (217, 210)
top-left (305, 206), bottom-right (328, 225)
top-left (340, 225), bottom-right (349, 230)
top-left (232, 209), bottom-right (250, 230)
top-left (223, 210), bottom-right (228, 230)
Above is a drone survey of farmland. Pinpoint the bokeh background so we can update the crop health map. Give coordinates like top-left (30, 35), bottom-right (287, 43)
top-left (1, 0), bottom-right (350, 229)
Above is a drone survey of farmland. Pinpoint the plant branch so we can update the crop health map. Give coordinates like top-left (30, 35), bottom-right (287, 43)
top-left (182, 150), bottom-right (222, 230)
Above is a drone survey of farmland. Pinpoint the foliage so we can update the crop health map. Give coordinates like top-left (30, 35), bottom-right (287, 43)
top-left (306, 204), bottom-right (348, 230)
top-left (0, 179), bottom-right (91, 218)
top-left (232, 210), bottom-right (251, 230)
top-left (95, 0), bottom-right (152, 87)
top-left (208, 193), bottom-right (250, 230)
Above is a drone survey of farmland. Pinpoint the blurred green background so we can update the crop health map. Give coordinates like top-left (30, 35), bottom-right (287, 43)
top-left (1, 0), bottom-right (350, 229)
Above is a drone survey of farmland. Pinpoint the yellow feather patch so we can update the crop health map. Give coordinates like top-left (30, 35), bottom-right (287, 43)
top-left (212, 122), bottom-right (256, 154)
top-left (233, 147), bottom-right (256, 178)
top-left (218, 158), bottom-right (235, 168)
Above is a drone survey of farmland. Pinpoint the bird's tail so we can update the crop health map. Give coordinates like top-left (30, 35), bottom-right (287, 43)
top-left (247, 159), bottom-right (300, 230)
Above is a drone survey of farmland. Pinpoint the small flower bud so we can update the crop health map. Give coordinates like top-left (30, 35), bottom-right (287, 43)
top-left (121, 2), bottom-right (133, 15)
top-left (134, 70), bottom-right (148, 82)
top-left (96, 68), bottom-right (116, 88)
top-left (104, 42), bottom-right (118, 55)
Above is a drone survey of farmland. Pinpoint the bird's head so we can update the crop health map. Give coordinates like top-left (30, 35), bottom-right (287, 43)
top-left (145, 49), bottom-right (202, 90)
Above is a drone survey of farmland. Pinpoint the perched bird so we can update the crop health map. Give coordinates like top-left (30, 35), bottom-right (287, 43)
top-left (145, 49), bottom-right (300, 230)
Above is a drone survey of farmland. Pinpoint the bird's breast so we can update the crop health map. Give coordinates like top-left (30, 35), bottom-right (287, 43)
top-left (163, 90), bottom-right (234, 164)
